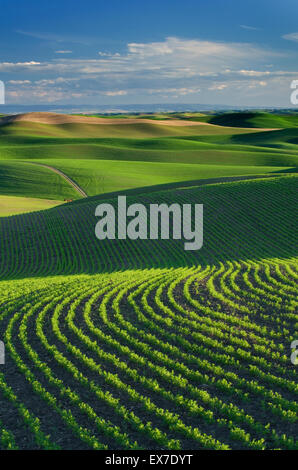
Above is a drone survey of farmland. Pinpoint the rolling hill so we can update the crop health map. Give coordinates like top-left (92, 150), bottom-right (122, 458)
top-left (206, 112), bottom-right (298, 129)
top-left (0, 112), bottom-right (296, 208)
top-left (0, 175), bottom-right (296, 278)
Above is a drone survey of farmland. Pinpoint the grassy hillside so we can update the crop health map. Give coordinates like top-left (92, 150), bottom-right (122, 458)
top-left (35, 160), bottom-right (288, 196)
top-left (0, 117), bottom-right (296, 170)
top-left (0, 175), bottom-right (296, 278)
top-left (0, 120), bottom-right (258, 139)
top-left (86, 111), bottom-right (298, 128)
top-left (0, 113), bottom-right (297, 211)
top-left (0, 161), bottom-right (79, 200)
top-left (1, 140), bottom-right (296, 169)
top-left (206, 112), bottom-right (298, 128)
top-left (0, 195), bottom-right (61, 217)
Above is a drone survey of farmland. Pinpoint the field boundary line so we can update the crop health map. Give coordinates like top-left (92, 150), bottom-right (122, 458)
top-left (25, 162), bottom-right (88, 198)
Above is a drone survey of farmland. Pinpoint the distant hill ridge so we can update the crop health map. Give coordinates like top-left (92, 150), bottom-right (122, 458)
top-left (207, 112), bottom-right (298, 128)
top-left (0, 112), bottom-right (213, 127)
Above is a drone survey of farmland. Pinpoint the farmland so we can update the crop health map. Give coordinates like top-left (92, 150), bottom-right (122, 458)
top-left (0, 112), bottom-right (297, 205)
top-left (0, 195), bottom-right (61, 217)
top-left (0, 112), bottom-right (297, 450)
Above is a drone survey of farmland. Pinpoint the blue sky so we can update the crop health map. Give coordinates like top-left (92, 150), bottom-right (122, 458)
top-left (1, 0), bottom-right (298, 106)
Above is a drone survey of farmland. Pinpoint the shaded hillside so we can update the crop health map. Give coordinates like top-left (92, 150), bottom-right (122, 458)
top-left (0, 175), bottom-right (296, 279)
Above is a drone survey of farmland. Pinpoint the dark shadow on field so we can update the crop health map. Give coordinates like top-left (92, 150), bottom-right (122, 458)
top-left (229, 129), bottom-right (298, 168)
top-left (0, 175), bottom-right (297, 280)
top-left (231, 128), bottom-right (298, 147)
top-left (65, 174), bottom-right (279, 206)
top-left (268, 167), bottom-right (298, 174)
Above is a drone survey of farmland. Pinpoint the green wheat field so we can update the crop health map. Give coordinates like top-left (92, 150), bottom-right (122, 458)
top-left (0, 111), bottom-right (297, 450)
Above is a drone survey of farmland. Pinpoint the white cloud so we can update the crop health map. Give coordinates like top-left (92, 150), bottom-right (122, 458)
top-left (34, 77), bottom-right (79, 85)
top-left (101, 90), bottom-right (128, 96)
top-left (7, 87), bottom-right (81, 103)
top-left (240, 25), bottom-right (259, 31)
top-left (228, 69), bottom-right (298, 77)
top-left (55, 50), bottom-right (72, 54)
top-left (8, 80), bottom-right (31, 84)
top-left (2, 37), bottom-right (292, 105)
top-left (282, 32), bottom-right (298, 42)
top-left (248, 80), bottom-right (268, 89)
top-left (236, 70), bottom-right (271, 77)
top-left (123, 36), bottom-right (270, 71)
top-left (148, 87), bottom-right (200, 95)
top-left (208, 84), bottom-right (227, 91)
top-left (35, 79), bottom-right (57, 85)
top-left (128, 41), bottom-right (174, 56)
top-left (0, 61), bottom-right (41, 70)
top-left (98, 52), bottom-right (121, 57)
top-left (0, 37), bottom-right (275, 76)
